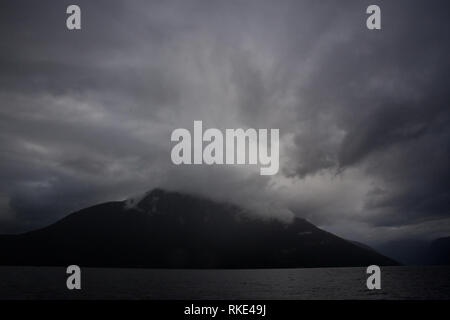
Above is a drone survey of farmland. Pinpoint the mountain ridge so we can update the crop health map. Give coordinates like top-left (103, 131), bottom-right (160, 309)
top-left (0, 188), bottom-right (398, 268)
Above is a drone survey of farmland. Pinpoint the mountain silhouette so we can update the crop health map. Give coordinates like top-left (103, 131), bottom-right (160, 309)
top-left (0, 188), bottom-right (398, 268)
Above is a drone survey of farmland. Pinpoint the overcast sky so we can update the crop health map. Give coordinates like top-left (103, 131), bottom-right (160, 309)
top-left (0, 0), bottom-right (449, 249)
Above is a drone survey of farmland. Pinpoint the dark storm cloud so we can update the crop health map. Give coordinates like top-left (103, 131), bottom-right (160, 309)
top-left (0, 0), bottom-right (449, 246)
top-left (278, 1), bottom-right (450, 236)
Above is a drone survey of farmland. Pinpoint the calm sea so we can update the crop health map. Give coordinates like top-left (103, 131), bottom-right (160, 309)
top-left (0, 266), bottom-right (449, 300)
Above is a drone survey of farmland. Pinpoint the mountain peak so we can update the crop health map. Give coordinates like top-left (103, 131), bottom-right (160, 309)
top-left (0, 188), bottom-right (399, 268)
top-left (125, 188), bottom-right (169, 213)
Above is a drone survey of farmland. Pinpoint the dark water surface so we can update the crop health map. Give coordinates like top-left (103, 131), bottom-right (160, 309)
top-left (0, 266), bottom-right (449, 300)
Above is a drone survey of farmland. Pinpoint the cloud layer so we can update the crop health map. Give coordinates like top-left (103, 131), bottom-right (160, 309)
top-left (0, 0), bottom-right (449, 247)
